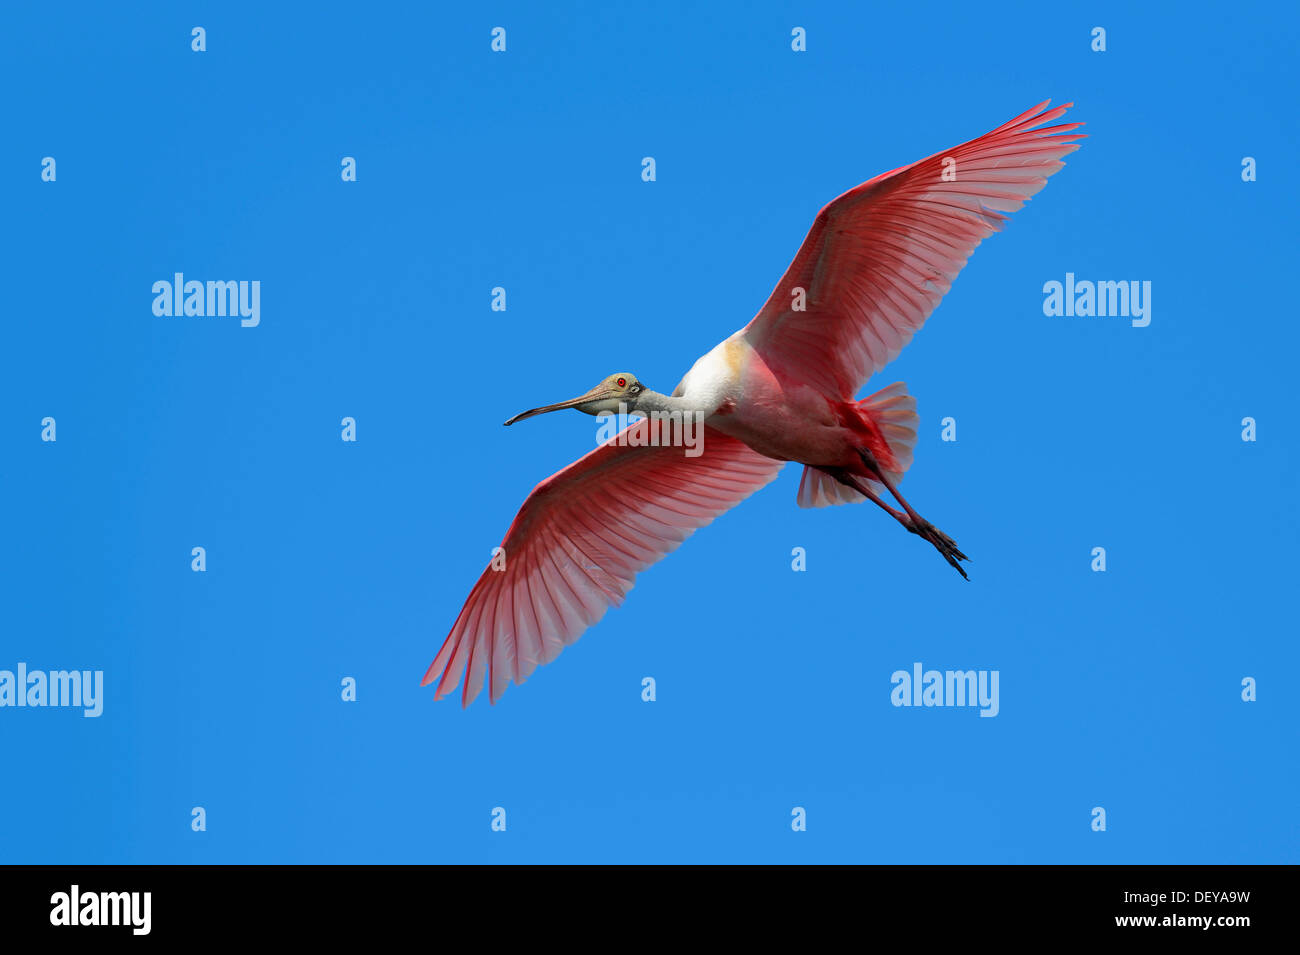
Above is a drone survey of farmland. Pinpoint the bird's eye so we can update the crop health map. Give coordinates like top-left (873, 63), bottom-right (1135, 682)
top-left (616, 377), bottom-right (627, 388)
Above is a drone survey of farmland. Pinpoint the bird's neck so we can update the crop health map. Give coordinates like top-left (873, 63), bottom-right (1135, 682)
top-left (634, 389), bottom-right (706, 419)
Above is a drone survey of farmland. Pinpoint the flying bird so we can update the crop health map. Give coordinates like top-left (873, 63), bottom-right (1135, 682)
top-left (425, 101), bottom-right (1083, 705)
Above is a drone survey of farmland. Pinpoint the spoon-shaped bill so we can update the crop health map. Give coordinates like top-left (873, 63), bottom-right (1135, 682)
top-left (503, 383), bottom-right (618, 426)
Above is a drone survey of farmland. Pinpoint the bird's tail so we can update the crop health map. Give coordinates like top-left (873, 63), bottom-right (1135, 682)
top-left (796, 382), bottom-right (919, 508)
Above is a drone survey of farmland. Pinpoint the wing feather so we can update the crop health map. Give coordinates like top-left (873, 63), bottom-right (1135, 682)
top-left (742, 101), bottom-right (1083, 398)
top-left (423, 419), bottom-right (783, 704)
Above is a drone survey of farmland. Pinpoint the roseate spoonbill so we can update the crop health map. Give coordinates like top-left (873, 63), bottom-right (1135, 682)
top-left (425, 101), bottom-right (1083, 705)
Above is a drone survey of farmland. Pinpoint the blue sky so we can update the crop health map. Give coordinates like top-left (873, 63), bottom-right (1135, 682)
top-left (2, 1), bottom-right (1296, 863)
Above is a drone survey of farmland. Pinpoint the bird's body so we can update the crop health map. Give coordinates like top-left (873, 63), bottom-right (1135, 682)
top-left (664, 334), bottom-right (887, 473)
top-left (425, 101), bottom-right (1084, 705)
top-left (683, 336), bottom-right (862, 466)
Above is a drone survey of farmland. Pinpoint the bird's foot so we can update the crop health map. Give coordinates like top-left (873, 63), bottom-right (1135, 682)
top-left (907, 519), bottom-right (970, 579)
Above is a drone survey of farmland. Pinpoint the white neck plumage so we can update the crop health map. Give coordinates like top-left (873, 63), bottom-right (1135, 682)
top-left (633, 389), bottom-right (703, 418)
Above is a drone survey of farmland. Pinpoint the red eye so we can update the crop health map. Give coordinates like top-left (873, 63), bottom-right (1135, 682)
top-left (616, 377), bottom-right (626, 387)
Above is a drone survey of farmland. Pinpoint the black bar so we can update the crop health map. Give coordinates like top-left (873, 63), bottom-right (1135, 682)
top-left (0, 864), bottom-right (1280, 940)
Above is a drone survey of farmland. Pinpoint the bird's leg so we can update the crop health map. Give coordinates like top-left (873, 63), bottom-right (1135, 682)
top-left (827, 468), bottom-right (968, 578)
top-left (825, 468), bottom-right (913, 531)
top-left (848, 453), bottom-right (970, 579)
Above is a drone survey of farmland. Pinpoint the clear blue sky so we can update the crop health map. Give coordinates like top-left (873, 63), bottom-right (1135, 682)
top-left (3, 1), bottom-right (1296, 863)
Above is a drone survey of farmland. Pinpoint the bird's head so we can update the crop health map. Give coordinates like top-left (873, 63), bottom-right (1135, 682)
top-left (504, 373), bottom-right (646, 426)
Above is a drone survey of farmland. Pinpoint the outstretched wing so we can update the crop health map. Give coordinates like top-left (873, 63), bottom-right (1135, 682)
top-left (741, 101), bottom-right (1084, 399)
top-left (423, 420), bottom-right (783, 705)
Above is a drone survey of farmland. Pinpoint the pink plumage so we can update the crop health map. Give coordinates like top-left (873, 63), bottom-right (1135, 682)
top-left (425, 102), bottom-right (1083, 704)
top-left (423, 421), bottom-right (782, 705)
top-left (742, 100), bottom-right (1084, 399)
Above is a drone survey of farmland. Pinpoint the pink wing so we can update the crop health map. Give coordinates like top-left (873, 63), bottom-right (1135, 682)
top-left (423, 420), bottom-right (783, 705)
top-left (741, 101), bottom-right (1084, 399)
